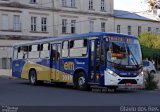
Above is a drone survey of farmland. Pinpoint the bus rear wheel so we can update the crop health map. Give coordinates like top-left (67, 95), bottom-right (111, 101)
top-left (29, 70), bottom-right (38, 85)
top-left (74, 72), bottom-right (89, 91)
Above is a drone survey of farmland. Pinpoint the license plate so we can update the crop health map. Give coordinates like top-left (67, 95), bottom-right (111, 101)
top-left (125, 83), bottom-right (132, 86)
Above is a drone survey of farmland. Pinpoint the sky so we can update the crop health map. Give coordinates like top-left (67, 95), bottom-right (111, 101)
top-left (114, 0), bottom-right (149, 12)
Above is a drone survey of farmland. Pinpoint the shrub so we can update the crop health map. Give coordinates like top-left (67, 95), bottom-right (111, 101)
top-left (145, 72), bottom-right (158, 90)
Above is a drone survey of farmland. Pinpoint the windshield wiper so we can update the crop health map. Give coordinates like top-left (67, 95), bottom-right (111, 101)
top-left (126, 44), bottom-right (140, 68)
top-left (106, 60), bottom-right (141, 71)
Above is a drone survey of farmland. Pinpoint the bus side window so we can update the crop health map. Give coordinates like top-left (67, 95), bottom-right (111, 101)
top-left (40, 43), bottom-right (50, 58)
top-left (101, 41), bottom-right (106, 65)
top-left (70, 40), bottom-right (74, 49)
top-left (62, 41), bottom-right (69, 58)
top-left (70, 39), bottom-right (87, 57)
top-left (84, 39), bottom-right (87, 47)
top-left (28, 45), bottom-right (40, 59)
top-left (57, 45), bottom-right (61, 61)
top-left (52, 45), bottom-right (57, 61)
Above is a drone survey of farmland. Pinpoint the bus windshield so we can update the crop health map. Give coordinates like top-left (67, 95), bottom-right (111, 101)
top-left (106, 38), bottom-right (142, 70)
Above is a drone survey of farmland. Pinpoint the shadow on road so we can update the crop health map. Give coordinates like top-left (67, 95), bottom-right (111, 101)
top-left (17, 81), bottom-right (139, 94)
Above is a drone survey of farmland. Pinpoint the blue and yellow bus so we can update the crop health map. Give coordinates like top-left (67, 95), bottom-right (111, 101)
top-left (12, 32), bottom-right (144, 90)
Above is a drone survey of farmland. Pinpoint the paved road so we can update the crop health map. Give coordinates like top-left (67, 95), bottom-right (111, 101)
top-left (0, 77), bottom-right (160, 106)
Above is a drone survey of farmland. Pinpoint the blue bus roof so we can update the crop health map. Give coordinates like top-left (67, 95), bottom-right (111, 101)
top-left (13, 32), bottom-right (138, 46)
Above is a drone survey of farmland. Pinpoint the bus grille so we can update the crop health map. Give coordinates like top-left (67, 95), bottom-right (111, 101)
top-left (118, 79), bottom-right (137, 84)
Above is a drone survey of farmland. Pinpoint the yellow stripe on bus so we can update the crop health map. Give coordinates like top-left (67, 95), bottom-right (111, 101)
top-left (21, 61), bottom-right (73, 83)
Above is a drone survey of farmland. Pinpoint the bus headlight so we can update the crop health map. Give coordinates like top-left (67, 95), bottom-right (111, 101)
top-left (106, 69), bottom-right (117, 77)
top-left (139, 71), bottom-right (144, 76)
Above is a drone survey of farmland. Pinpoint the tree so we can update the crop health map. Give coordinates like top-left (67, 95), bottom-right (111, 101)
top-left (147, 0), bottom-right (160, 9)
top-left (139, 32), bottom-right (160, 69)
top-left (145, 72), bottom-right (158, 90)
top-left (139, 32), bottom-right (160, 59)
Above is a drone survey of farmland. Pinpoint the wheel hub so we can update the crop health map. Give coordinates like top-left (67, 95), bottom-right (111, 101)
top-left (78, 77), bottom-right (85, 86)
top-left (31, 75), bottom-right (35, 84)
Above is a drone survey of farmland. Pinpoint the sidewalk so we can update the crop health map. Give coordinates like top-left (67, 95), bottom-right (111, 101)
top-left (0, 69), bottom-right (12, 78)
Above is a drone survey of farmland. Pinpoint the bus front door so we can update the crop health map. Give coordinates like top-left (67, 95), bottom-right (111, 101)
top-left (51, 44), bottom-right (61, 81)
top-left (89, 39), bottom-right (101, 83)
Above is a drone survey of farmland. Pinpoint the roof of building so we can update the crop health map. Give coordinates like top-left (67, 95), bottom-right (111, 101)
top-left (114, 10), bottom-right (160, 22)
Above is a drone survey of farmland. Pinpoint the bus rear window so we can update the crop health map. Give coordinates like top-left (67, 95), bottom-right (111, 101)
top-left (17, 46), bottom-right (28, 59)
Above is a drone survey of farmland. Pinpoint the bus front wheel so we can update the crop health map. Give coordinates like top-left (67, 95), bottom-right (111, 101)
top-left (74, 72), bottom-right (89, 91)
top-left (29, 70), bottom-right (38, 85)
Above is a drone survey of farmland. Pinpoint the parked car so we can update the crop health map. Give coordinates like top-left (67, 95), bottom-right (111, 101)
top-left (142, 60), bottom-right (156, 75)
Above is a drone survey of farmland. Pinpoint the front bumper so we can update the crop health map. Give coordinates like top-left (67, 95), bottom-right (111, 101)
top-left (104, 70), bottom-right (144, 88)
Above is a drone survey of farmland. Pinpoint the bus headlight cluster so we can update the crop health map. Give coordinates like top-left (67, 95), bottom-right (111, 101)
top-left (106, 69), bottom-right (117, 77)
top-left (139, 71), bottom-right (144, 76)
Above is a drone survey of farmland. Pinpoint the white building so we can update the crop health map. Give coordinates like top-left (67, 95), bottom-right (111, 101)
top-left (114, 10), bottom-right (160, 36)
top-left (0, 0), bottom-right (160, 69)
top-left (52, 0), bottom-right (114, 36)
top-left (0, 0), bottom-right (54, 69)
top-left (0, 0), bottom-right (115, 69)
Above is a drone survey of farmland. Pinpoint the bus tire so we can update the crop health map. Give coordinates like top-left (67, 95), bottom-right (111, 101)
top-left (74, 72), bottom-right (89, 91)
top-left (29, 70), bottom-right (38, 85)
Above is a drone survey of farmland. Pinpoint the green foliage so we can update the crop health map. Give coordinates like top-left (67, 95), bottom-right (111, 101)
top-left (145, 72), bottom-right (158, 90)
top-left (139, 32), bottom-right (160, 59)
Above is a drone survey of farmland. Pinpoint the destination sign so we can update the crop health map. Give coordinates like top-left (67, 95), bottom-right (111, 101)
top-left (108, 36), bottom-right (134, 43)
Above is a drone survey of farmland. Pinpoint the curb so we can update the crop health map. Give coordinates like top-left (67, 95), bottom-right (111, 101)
top-left (0, 75), bottom-right (17, 79)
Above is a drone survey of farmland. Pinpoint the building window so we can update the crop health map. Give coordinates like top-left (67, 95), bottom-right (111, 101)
top-left (71, 0), bottom-right (75, 7)
top-left (128, 26), bottom-right (131, 35)
top-left (117, 25), bottom-right (121, 33)
top-left (31, 17), bottom-right (37, 32)
top-left (101, 22), bottom-right (105, 32)
top-left (148, 27), bottom-right (151, 32)
top-left (2, 14), bottom-right (9, 30)
top-left (62, 0), bottom-right (67, 6)
top-left (138, 26), bottom-right (141, 36)
top-left (1, 58), bottom-right (11, 69)
top-left (13, 15), bottom-right (20, 31)
top-left (30, 0), bottom-right (37, 4)
top-left (41, 17), bottom-right (47, 32)
top-left (71, 20), bottom-right (76, 34)
top-left (89, 20), bottom-right (94, 32)
top-left (101, 0), bottom-right (105, 11)
top-left (156, 28), bottom-right (159, 33)
top-left (62, 19), bottom-right (67, 33)
top-left (89, 0), bottom-right (94, 10)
